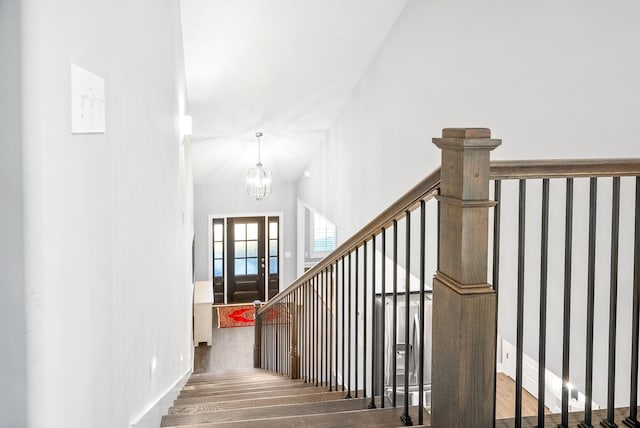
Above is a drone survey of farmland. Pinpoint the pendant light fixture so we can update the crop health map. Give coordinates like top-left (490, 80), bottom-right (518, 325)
top-left (246, 131), bottom-right (272, 200)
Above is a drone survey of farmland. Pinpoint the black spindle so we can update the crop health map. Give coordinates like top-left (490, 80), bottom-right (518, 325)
top-left (342, 256), bottom-right (346, 392)
top-left (579, 177), bottom-right (598, 428)
top-left (329, 264), bottom-right (334, 391)
top-left (346, 252), bottom-right (352, 398)
top-left (419, 201), bottom-right (426, 425)
top-left (559, 178), bottom-right (574, 428)
top-left (325, 266), bottom-right (329, 388)
top-left (355, 246), bottom-right (359, 398)
top-left (538, 179), bottom-right (550, 428)
top-left (602, 177), bottom-right (620, 428)
top-left (334, 262), bottom-right (338, 392)
top-left (381, 228), bottom-right (386, 408)
top-left (515, 179), bottom-right (526, 428)
top-left (364, 242), bottom-right (368, 398)
top-left (624, 177), bottom-right (640, 427)
top-left (492, 179), bottom-right (502, 428)
top-left (369, 234), bottom-right (377, 409)
top-left (315, 275), bottom-right (319, 386)
top-left (401, 211), bottom-right (413, 426)
top-left (393, 219), bottom-right (398, 407)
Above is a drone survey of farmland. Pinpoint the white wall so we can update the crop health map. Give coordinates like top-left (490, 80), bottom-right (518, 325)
top-left (298, 0), bottom-right (640, 239)
top-left (0, 1), bottom-right (27, 426)
top-left (20, 0), bottom-right (193, 427)
top-left (194, 181), bottom-right (297, 289)
top-left (298, 0), bottom-right (640, 409)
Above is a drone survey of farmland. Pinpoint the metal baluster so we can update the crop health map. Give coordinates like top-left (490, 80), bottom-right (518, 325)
top-left (364, 241), bottom-right (368, 398)
top-left (320, 272), bottom-right (324, 386)
top-left (602, 177), bottom-right (621, 428)
top-left (325, 266), bottom-right (329, 388)
top-left (369, 234), bottom-right (377, 409)
top-left (329, 264), bottom-right (334, 391)
top-left (579, 177), bottom-right (598, 428)
top-left (342, 256), bottom-right (346, 392)
top-left (315, 275), bottom-right (319, 386)
top-left (308, 280), bottom-right (312, 383)
top-left (331, 260), bottom-right (338, 391)
top-left (559, 178), bottom-right (574, 428)
top-left (355, 246), bottom-right (359, 398)
top-left (516, 179), bottom-right (526, 428)
top-left (538, 179), bottom-right (550, 428)
top-left (346, 252), bottom-right (352, 399)
top-left (492, 179), bottom-right (502, 428)
top-left (418, 200), bottom-right (426, 425)
top-left (624, 177), bottom-right (640, 428)
top-left (381, 228), bottom-right (387, 408)
top-left (401, 211), bottom-right (413, 426)
top-left (393, 219), bottom-right (398, 407)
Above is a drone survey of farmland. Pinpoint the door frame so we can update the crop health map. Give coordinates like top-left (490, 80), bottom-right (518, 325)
top-left (208, 211), bottom-right (284, 304)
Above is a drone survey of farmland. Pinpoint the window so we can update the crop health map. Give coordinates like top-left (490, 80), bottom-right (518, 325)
top-left (311, 212), bottom-right (336, 257)
top-left (268, 220), bottom-right (278, 274)
top-left (234, 222), bottom-right (259, 276)
top-left (212, 220), bottom-right (224, 278)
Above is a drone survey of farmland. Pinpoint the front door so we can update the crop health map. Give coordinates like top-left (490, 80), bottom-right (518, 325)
top-left (227, 217), bottom-right (265, 303)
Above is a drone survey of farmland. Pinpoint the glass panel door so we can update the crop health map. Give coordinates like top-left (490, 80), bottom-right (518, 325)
top-left (226, 217), bottom-right (265, 303)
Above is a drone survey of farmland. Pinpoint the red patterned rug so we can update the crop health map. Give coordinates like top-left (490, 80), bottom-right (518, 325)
top-left (217, 305), bottom-right (255, 328)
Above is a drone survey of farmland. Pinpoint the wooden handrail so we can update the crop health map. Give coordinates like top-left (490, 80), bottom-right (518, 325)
top-left (258, 157), bottom-right (640, 314)
top-left (257, 167), bottom-right (441, 314)
top-left (490, 158), bottom-right (640, 180)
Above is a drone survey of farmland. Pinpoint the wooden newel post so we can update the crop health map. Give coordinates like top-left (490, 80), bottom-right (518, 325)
top-left (432, 128), bottom-right (501, 427)
top-left (289, 301), bottom-right (300, 379)
top-left (253, 303), bottom-right (262, 369)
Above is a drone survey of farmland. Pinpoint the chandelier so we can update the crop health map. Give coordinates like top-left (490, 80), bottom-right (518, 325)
top-left (246, 131), bottom-right (272, 200)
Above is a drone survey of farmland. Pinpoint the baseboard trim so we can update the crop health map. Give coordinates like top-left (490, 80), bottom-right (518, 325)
top-left (129, 368), bottom-right (191, 428)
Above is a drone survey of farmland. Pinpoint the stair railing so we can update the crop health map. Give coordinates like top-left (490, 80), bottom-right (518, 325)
top-left (489, 158), bottom-right (640, 428)
top-left (255, 127), bottom-right (640, 427)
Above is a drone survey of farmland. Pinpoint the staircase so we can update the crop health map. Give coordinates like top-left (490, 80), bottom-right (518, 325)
top-left (162, 369), bottom-right (426, 427)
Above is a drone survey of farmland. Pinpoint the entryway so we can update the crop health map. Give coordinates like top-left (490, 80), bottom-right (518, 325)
top-left (211, 215), bottom-right (280, 304)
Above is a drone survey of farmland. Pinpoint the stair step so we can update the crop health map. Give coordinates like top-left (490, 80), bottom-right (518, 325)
top-left (169, 391), bottom-right (351, 415)
top-left (183, 377), bottom-right (296, 390)
top-left (162, 397), bottom-right (381, 426)
top-left (174, 385), bottom-right (329, 405)
top-left (179, 381), bottom-right (312, 398)
top-left (187, 371), bottom-right (282, 385)
top-left (163, 405), bottom-right (424, 427)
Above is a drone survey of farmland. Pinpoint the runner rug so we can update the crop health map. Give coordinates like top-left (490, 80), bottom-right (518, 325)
top-left (217, 304), bottom-right (255, 328)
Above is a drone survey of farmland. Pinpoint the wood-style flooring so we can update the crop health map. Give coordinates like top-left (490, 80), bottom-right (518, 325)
top-left (163, 369), bottom-right (424, 427)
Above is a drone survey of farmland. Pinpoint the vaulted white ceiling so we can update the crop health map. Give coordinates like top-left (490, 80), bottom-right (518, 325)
top-left (180, 0), bottom-right (407, 183)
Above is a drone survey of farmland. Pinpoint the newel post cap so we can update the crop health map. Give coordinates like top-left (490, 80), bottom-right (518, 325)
top-left (433, 128), bottom-right (501, 150)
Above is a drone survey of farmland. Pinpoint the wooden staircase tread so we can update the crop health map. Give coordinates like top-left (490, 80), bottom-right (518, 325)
top-left (178, 381), bottom-right (312, 398)
top-left (174, 386), bottom-right (334, 405)
top-left (183, 380), bottom-right (310, 391)
top-left (163, 405), bottom-right (424, 427)
top-left (187, 373), bottom-right (285, 386)
top-left (162, 397), bottom-right (380, 426)
top-left (168, 391), bottom-right (352, 415)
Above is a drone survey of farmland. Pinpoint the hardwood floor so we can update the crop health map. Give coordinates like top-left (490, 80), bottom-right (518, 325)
top-left (495, 372), bottom-right (549, 419)
top-left (194, 309), bottom-right (254, 373)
